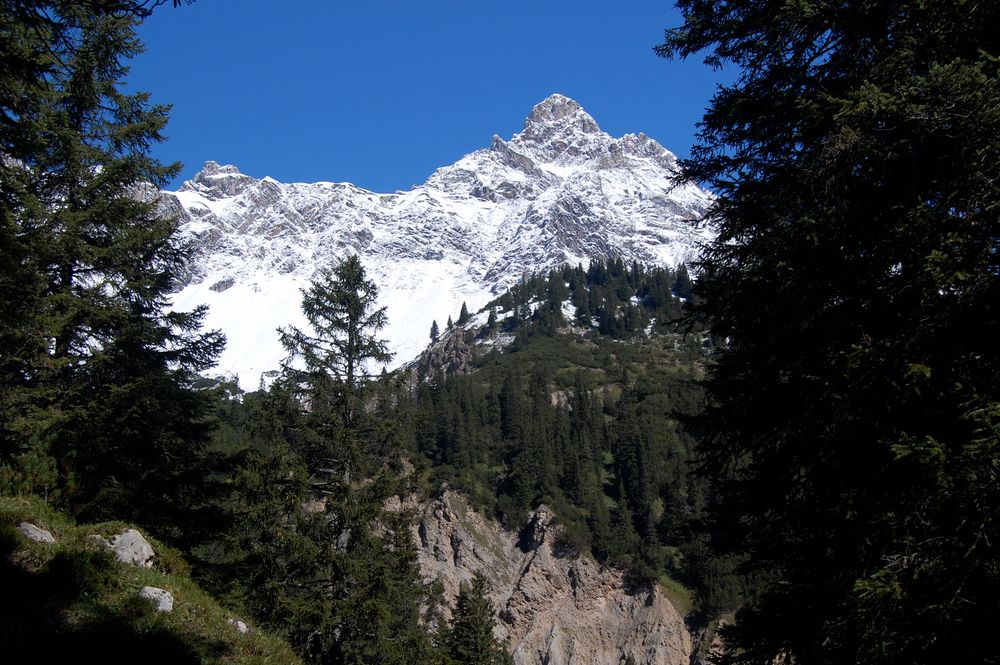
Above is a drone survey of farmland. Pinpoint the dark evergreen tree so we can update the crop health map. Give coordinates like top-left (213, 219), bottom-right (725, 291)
top-left (271, 255), bottom-right (439, 663)
top-left (218, 404), bottom-right (316, 638)
top-left (279, 254), bottom-right (391, 430)
top-left (431, 319), bottom-right (440, 342)
top-left (323, 474), bottom-right (438, 665)
top-left (0, 1), bottom-right (224, 539)
top-left (0, 3), bottom-right (51, 493)
top-left (660, 2), bottom-right (1000, 663)
top-left (671, 263), bottom-right (693, 300)
top-left (441, 576), bottom-right (512, 665)
top-left (458, 301), bottom-right (470, 325)
top-left (568, 270), bottom-right (590, 327)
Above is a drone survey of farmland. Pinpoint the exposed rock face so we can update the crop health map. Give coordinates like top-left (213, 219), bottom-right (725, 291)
top-left (412, 325), bottom-right (479, 383)
top-left (415, 491), bottom-right (692, 665)
top-left (17, 522), bottom-right (55, 543)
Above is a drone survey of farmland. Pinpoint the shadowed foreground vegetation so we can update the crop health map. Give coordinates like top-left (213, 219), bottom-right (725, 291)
top-left (0, 496), bottom-right (301, 665)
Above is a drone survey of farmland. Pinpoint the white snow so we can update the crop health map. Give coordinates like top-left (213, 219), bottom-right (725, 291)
top-left (561, 299), bottom-right (577, 322)
top-left (163, 94), bottom-right (715, 389)
top-left (172, 273), bottom-right (304, 389)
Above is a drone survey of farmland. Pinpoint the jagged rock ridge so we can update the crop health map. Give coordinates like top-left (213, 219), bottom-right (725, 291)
top-left (411, 490), bottom-right (692, 665)
top-left (162, 94), bottom-right (713, 387)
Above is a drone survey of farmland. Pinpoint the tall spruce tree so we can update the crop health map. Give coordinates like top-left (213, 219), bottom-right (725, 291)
top-left (671, 263), bottom-right (693, 300)
top-left (660, 2), bottom-right (1000, 663)
top-left (279, 254), bottom-right (391, 432)
top-left (0, 1), bottom-right (223, 539)
top-left (442, 576), bottom-right (511, 665)
top-left (275, 255), bottom-right (437, 663)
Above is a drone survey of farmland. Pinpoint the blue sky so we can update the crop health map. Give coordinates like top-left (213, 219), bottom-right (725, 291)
top-left (130, 1), bottom-right (730, 192)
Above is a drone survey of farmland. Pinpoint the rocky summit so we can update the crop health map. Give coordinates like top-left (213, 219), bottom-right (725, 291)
top-left (160, 94), bottom-right (713, 387)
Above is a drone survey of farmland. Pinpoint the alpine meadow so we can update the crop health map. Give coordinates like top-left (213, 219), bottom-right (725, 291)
top-left (1, 2), bottom-right (997, 665)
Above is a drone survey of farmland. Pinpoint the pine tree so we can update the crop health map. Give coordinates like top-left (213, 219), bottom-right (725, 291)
top-left (660, 2), bottom-right (1000, 663)
top-left (0, 4), bottom-right (51, 484)
top-left (458, 301), bottom-right (470, 325)
top-left (671, 263), bottom-right (693, 300)
top-left (276, 255), bottom-right (389, 491)
top-left (279, 254), bottom-right (391, 430)
top-left (273, 255), bottom-right (441, 663)
top-left (442, 576), bottom-right (512, 665)
top-left (431, 319), bottom-right (440, 342)
top-left (0, 2), bottom-right (224, 538)
top-left (324, 474), bottom-right (438, 665)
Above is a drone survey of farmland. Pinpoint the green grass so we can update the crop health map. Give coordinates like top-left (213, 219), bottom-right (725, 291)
top-left (0, 495), bottom-right (301, 665)
top-left (658, 573), bottom-right (695, 617)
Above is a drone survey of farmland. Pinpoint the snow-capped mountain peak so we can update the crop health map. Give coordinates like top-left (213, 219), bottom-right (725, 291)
top-left (523, 93), bottom-right (600, 136)
top-left (162, 95), bottom-right (713, 388)
top-left (513, 93), bottom-right (604, 164)
top-left (179, 160), bottom-right (257, 200)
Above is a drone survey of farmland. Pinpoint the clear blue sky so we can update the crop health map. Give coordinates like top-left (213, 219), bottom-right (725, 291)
top-left (129, 0), bottom-right (729, 193)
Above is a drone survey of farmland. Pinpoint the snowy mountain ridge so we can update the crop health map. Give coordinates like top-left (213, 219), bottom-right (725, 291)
top-left (161, 94), bottom-right (714, 388)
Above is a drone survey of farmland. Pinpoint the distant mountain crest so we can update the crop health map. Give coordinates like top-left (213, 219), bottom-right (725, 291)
top-left (161, 95), bottom-right (714, 388)
top-left (527, 93), bottom-right (581, 121)
top-left (176, 161), bottom-right (255, 201)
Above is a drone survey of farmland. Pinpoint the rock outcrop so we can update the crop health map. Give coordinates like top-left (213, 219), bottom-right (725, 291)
top-left (228, 618), bottom-right (251, 634)
top-left (111, 528), bottom-right (156, 568)
top-left (139, 586), bottom-right (174, 612)
top-left (17, 522), bottom-right (55, 543)
top-left (410, 324), bottom-right (479, 383)
top-left (414, 491), bottom-right (692, 665)
top-left (89, 528), bottom-right (156, 568)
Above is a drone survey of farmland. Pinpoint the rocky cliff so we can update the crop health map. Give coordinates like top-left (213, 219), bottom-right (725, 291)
top-left (413, 491), bottom-right (692, 665)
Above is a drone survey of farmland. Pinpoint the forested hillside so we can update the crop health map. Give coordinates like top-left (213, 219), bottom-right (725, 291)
top-left (396, 260), bottom-right (735, 609)
top-left (197, 258), bottom-right (747, 656)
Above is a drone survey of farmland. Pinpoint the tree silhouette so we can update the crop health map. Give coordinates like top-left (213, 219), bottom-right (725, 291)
top-left (659, 2), bottom-right (1000, 663)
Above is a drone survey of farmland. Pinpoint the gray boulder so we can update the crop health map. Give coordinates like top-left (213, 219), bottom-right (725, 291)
top-left (228, 618), bottom-right (250, 634)
top-left (17, 522), bottom-right (55, 543)
top-left (139, 586), bottom-right (173, 612)
top-left (110, 528), bottom-right (155, 568)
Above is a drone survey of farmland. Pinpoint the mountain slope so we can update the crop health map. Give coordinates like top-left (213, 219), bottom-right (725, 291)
top-left (1, 496), bottom-right (300, 665)
top-left (161, 94), bottom-right (713, 387)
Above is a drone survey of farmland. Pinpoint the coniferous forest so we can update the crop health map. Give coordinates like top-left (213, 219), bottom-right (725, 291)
top-left (2, 2), bottom-right (998, 665)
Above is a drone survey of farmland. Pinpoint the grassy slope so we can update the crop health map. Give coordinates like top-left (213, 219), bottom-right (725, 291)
top-left (0, 495), bottom-right (300, 665)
